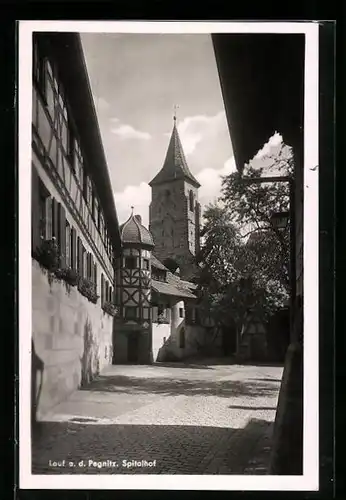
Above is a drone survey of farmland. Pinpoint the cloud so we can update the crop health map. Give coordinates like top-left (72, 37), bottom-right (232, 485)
top-left (111, 123), bottom-right (151, 141)
top-left (94, 96), bottom-right (110, 112)
top-left (114, 182), bottom-right (151, 228)
top-left (197, 156), bottom-right (236, 207)
top-left (165, 111), bottom-right (227, 156)
top-left (254, 132), bottom-right (283, 159)
top-left (113, 155), bottom-right (236, 230)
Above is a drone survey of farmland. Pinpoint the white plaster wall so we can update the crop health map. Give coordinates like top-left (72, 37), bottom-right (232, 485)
top-left (32, 260), bottom-right (113, 418)
top-left (152, 323), bottom-right (171, 362)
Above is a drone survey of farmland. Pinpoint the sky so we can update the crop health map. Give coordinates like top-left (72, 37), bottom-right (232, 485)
top-left (81, 33), bottom-right (283, 227)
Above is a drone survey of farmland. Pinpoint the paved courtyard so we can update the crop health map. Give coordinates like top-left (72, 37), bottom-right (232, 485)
top-left (32, 360), bottom-right (283, 475)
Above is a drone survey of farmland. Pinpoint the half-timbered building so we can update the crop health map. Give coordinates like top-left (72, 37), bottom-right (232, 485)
top-left (113, 210), bottom-right (221, 364)
top-left (31, 32), bottom-right (121, 420)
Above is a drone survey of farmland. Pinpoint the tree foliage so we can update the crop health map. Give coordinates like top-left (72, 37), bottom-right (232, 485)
top-left (195, 144), bottom-right (293, 334)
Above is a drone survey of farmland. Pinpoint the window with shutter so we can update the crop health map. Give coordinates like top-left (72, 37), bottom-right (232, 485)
top-left (83, 248), bottom-right (87, 279)
top-left (94, 262), bottom-right (97, 291)
top-left (38, 190), bottom-right (47, 239)
top-left (51, 198), bottom-right (59, 241)
top-left (45, 197), bottom-right (53, 239)
top-left (70, 228), bottom-right (76, 270)
top-left (31, 169), bottom-right (41, 250)
top-left (101, 274), bottom-right (104, 306)
top-left (58, 204), bottom-right (66, 267)
top-left (65, 222), bottom-right (71, 268)
top-left (77, 237), bottom-right (82, 275)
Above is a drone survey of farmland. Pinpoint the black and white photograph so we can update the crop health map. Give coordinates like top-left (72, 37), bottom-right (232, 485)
top-left (19, 21), bottom-right (319, 491)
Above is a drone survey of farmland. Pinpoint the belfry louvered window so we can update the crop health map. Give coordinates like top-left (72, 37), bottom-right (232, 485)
top-left (189, 190), bottom-right (194, 212)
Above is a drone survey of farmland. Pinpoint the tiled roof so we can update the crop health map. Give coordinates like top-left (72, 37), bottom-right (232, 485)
top-left (166, 272), bottom-right (197, 295)
top-left (151, 279), bottom-right (196, 299)
top-left (120, 213), bottom-right (154, 247)
top-left (151, 254), bottom-right (170, 271)
top-left (149, 122), bottom-right (200, 188)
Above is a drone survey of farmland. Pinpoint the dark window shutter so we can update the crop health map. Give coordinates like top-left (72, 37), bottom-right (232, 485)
top-left (71, 228), bottom-right (77, 270)
top-left (52, 198), bottom-right (59, 240)
top-left (94, 262), bottom-right (97, 291)
top-left (82, 245), bottom-right (86, 278)
top-left (88, 253), bottom-right (92, 280)
top-left (101, 274), bottom-right (104, 306)
top-left (31, 167), bottom-right (41, 252)
top-left (77, 237), bottom-right (83, 276)
top-left (58, 204), bottom-right (66, 267)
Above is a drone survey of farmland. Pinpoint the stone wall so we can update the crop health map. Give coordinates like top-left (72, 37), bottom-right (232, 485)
top-left (149, 179), bottom-right (199, 279)
top-left (32, 259), bottom-right (113, 419)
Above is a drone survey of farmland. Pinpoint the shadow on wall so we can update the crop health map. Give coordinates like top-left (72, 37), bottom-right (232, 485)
top-left (80, 319), bottom-right (100, 388)
top-left (156, 319), bottom-right (187, 362)
top-left (31, 339), bottom-right (44, 430)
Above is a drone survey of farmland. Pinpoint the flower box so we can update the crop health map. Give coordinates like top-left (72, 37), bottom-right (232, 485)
top-left (55, 267), bottom-right (79, 286)
top-left (102, 302), bottom-right (119, 317)
top-left (78, 277), bottom-right (99, 304)
top-left (32, 237), bottom-right (60, 271)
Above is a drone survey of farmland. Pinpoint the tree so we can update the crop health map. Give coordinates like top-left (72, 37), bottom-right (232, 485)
top-left (195, 144), bottom-right (292, 352)
top-left (220, 144), bottom-right (293, 288)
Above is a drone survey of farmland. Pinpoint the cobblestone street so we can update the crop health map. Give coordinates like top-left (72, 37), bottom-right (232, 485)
top-left (32, 360), bottom-right (283, 475)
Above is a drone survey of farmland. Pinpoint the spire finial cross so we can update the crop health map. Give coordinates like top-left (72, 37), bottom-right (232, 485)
top-left (173, 104), bottom-right (179, 123)
top-left (131, 206), bottom-right (134, 214)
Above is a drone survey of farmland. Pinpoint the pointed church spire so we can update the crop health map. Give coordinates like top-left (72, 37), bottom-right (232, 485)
top-left (173, 104), bottom-right (179, 123)
top-left (149, 109), bottom-right (200, 188)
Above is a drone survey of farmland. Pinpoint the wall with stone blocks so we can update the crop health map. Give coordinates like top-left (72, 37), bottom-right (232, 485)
top-left (32, 260), bottom-right (113, 419)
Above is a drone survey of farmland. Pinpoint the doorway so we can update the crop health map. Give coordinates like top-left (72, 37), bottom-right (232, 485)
top-left (127, 332), bottom-right (139, 363)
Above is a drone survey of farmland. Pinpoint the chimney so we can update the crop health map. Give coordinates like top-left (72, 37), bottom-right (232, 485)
top-left (134, 214), bottom-right (142, 225)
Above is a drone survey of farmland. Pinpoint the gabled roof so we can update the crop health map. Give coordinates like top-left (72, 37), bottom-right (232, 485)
top-left (149, 121), bottom-right (201, 188)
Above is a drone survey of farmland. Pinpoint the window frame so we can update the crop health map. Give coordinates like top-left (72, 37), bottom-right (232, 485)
top-left (125, 256), bottom-right (136, 269)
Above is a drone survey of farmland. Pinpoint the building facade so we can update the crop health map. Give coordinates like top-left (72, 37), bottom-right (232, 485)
top-left (149, 117), bottom-right (201, 280)
top-left (113, 211), bottom-right (221, 364)
top-left (31, 33), bottom-right (121, 420)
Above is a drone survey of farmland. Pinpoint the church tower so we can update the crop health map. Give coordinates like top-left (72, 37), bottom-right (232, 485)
top-left (149, 114), bottom-right (201, 279)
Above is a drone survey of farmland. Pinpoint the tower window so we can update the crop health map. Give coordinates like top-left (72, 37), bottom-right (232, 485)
top-left (125, 256), bottom-right (136, 269)
top-left (189, 190), bottom-right (194, 212)
top-left (143, 258), bottom-right (149, 270)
